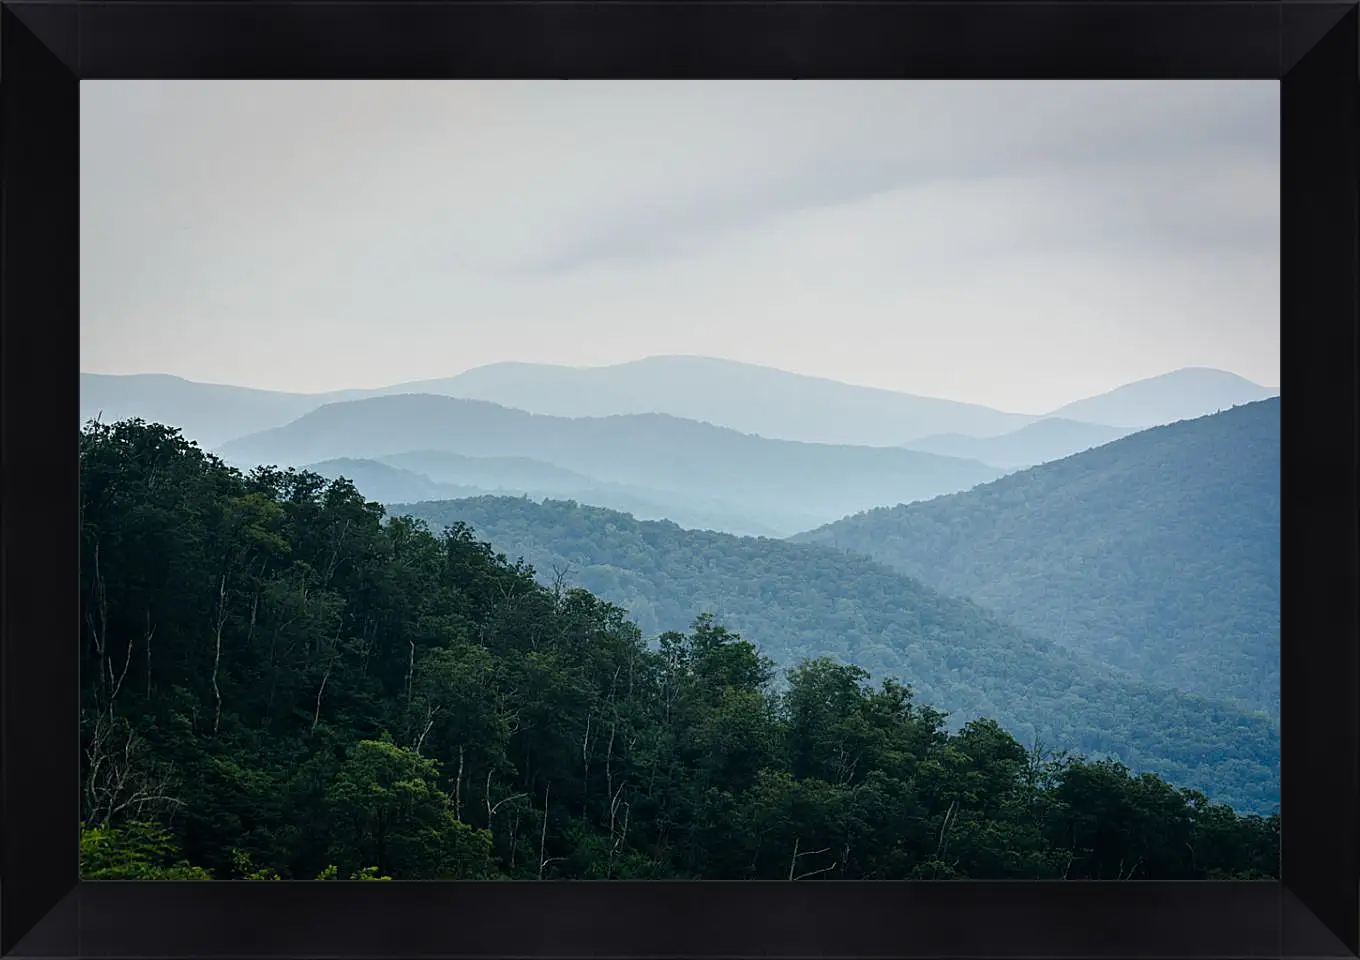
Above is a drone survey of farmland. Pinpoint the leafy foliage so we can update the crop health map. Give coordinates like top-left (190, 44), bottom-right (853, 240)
top-left (79, 821), bottom-right (213, 880)
top-left (79, 420), bottom-right (1278, 880)
top-left (796, 399), bottom-right (1280, 715)
top-left (396, 496), bottom-right (1279, 814)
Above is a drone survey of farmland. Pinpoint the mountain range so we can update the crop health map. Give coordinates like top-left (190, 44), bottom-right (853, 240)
top-left (80, 372), bottom-right (319, 450)
top-left (795, 398), bottom-right (1281, 716)
top-left (82, 359), bottom-right (1276, 453)
top-left (900, 417), bottom-right (1135, 470)
top-left (1048, 367), bottom-right (1276, 429)
top-left (302, 455), bottom-right (788, 538)
top-left (366, 356), bottom-right (1036, 446)
top-left (220, 395), bottom-right (1006, 535)
top-left (390, 495), bottom-right (1279, 814)
top-left (77, 355), bottom-right (1283, 814)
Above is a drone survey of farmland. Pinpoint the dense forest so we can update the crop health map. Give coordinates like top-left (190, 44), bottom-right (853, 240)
top-left (80, 420), bottom-right (1278, 880)
top-left (797, 399), bottom-right (1281, 716)
top-left (395, 497), bottom-right (1280, 814)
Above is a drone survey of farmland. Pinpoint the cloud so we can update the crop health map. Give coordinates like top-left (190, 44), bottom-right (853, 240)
top-left (80, 80), bottom-right (1279, 408)
top-left (510, 81), bottom-right (1278, 273)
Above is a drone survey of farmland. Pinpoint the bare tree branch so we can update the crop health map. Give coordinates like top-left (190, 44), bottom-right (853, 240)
top-left (538, 781), bottom-right (555, 880)
top-left (794, 860), bottom-right (839, 881)
top-left (406, 639), bottom-right (416, 703)
top-left (454, 745), bottom-right (465, 822)
top-left (581, 714), bottom-right (593, 818)
top-left (788, 840), bottom-right (834, 880)
top-left (485, 771), bottom-right (528, 828)
top-left (210, 573), bottom-right (229, 734)
top-left (414, 705), bottom-right (440, 755)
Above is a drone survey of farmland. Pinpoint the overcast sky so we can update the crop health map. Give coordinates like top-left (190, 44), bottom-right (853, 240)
top-left (80, 81), bottom-right (1279, 414)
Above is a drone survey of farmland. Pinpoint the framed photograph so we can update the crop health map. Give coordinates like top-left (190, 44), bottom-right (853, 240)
top-left (3, 2), bottom-right (1355, 958)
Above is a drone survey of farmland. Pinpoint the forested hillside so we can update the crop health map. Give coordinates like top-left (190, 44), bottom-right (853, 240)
top-left (795, 399), bottom-right (1280, 715)
top-left (79, 420), bottom-right (1277, 880)
top-left (394, 498), bottom-right (1279, 814)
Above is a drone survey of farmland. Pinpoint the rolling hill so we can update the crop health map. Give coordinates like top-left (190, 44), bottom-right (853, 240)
top-left (795, 399), bottom-right (1281, 716)
top-left (81, 373), bottom-right (322, 449)
top-left (218, 395), bottom-right (1006, 535)
top-left (302, 458), bottom-right (482, 504)
top-left (328, 355), bottom-right (1041, 446)
top-left (1047, 368), bottom-right (1277, 429)
top-left (80, 358), bottom-right (1039, 451)
top-left (901, 418), bottom-right (1135, 469)
top-left (390, 496), bottom-right (1279, 814)
top-left (376, 450), bottom-right (606, 491)
top-left (83, 361), bottom-right (1274, 455)
top-left (307, 455), bottom-right (785, 537)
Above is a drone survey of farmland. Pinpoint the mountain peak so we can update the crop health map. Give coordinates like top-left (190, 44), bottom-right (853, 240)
top-left (1047, 367), bottom-right (1276, 429)
top-left (796, 398), bottom-right (1281, 718)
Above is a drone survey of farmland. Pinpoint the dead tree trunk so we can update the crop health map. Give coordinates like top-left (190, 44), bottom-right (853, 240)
top-left (414, 705), bottom-right (440, 755)
top-left (580, 714), bottom-right (593, 819)
top-left (454, 746), bottom-right (465, 822)
top-left (935, 799), bottom-right (959, 859)
top-left (211, 574), bottom-right (228, 735)
top-left (311, 657), bottom-right (335, 735)
top-left (537, 782), bottom-right (565, 879)
top-left (144, 608), bottom-right (156, 698)
top-left (406, 640), bottom-right (416, 703)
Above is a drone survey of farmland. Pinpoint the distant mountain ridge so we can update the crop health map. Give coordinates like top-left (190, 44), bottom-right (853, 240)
top-left (795, 398), bottom-right (1281, 716)
top-left (391, 495), bottom-right (1279, 814)
top-left (81, 373), bottom-right (320, 449)
top-left (365, 355), bottom-right (1038, 446)
top-left (218, 394), bottom-right (1006, 535)
top-left (901, 418), bottom-right (1135, 469)
top-left (1047, 368), bottom-right (1277, 429)
top-left (85, 359), bottom-right (1276, 456)
top-left (304, 454), bottom-right (787, 537)
top-left (302, 458), bottom-right (483, 504)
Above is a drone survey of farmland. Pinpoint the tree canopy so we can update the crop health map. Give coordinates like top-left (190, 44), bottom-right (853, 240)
top-left (80, 420), bottom-right (1278, 880)
top-left (796, 399), bottom-right (1280, 716)
top-left (396, 495), bottom-right (1279, 814)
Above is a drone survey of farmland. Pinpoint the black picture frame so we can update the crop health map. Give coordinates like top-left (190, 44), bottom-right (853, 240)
top-left (2, 2), bottom-right (1355, 957)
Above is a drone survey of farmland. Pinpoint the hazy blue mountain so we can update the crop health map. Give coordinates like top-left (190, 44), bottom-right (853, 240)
top-left (360, 355), bottom-right (1039, 445)
top-left (901, 418), bottom-right (1135, 469)
top-left (310, 454), bottom-right (784, 537)
top-left (1046, 368), bottom-right (1277, 429)
top-left (795, 399), bottom-right (1280, 716)
top-left (302, 458), bottom-right (482, 504)
top-left (376, 450), bottom-right (604, 491)
top-left (82, 361), bottom-right (1274, 456)
top-left (391, 496), bottom-right (1279, 814)
top-left (219, 395), bottom-right (1006, 535)
top-left (83, 360), bottom-right (1037, 450)
top-left (81, 373), bottom-right (323, 449)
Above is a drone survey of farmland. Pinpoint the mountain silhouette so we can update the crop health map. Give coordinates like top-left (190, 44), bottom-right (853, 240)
top-left (1046, 368), bottom-right (1276, 429)
top-left (219, 394), bottom-right (1006, 535)
top-left (795, 399), bottom-right (1280, 715)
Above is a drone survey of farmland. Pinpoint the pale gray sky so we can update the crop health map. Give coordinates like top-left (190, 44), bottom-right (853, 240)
top-left (80, 80), bottom-right (1279, 414)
